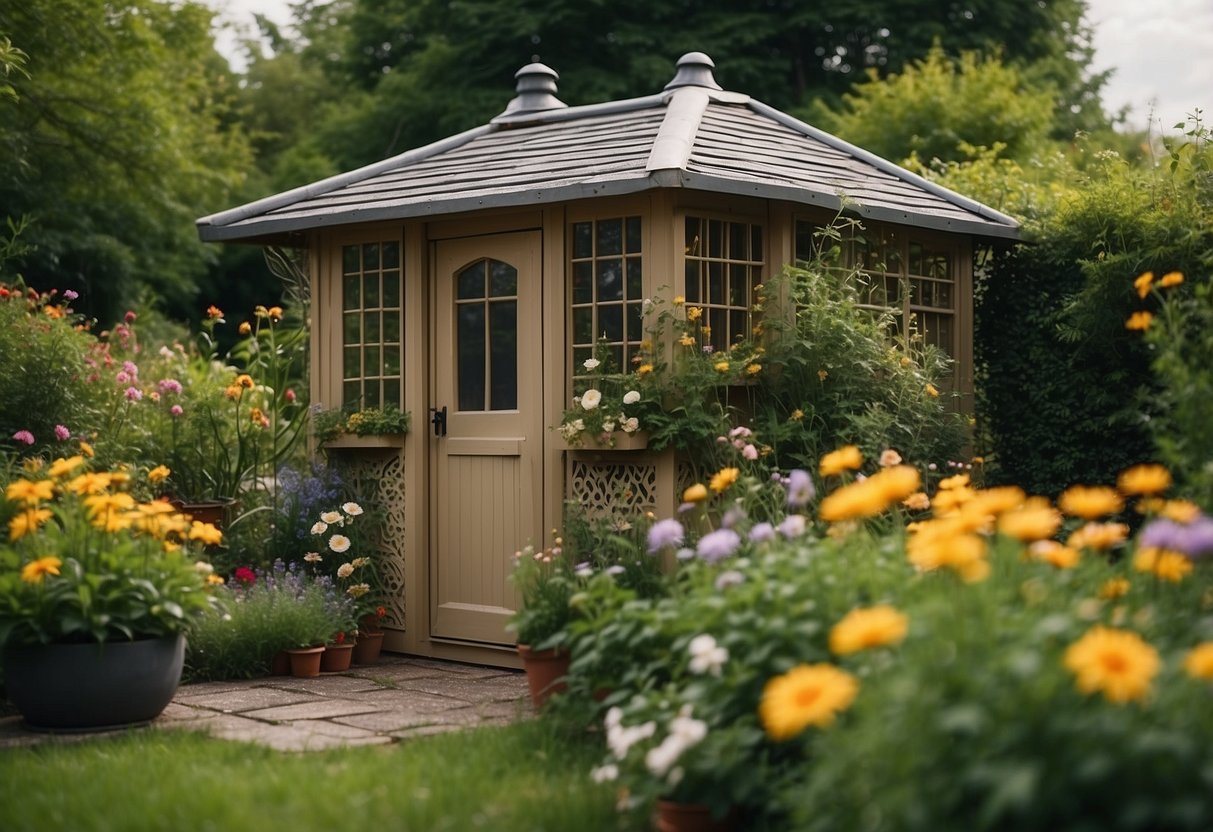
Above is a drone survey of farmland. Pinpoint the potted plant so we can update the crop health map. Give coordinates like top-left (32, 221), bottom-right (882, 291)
top-left (315, 404), bottom-right (410, 447)
top-left (507, 537), bottom-right (581, 708)
top-left (0, 456), bottom-right (223, 730)
top-left (353, 604), bottom-right (388, 665)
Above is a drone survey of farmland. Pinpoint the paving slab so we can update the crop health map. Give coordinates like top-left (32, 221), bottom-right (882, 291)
top-left (354, 687), bottom-right (481, 714)
top-left (288, 719), bottom-right (387, 740)
top-left (330, 708), bottom-right (446, 733)
top-left (198, 714), bottom-right (393, 752)
top-left (396, 673), bottom-right (528, 704)
top-left (175, 687), bottom-right (320, 713)
top-left (266, 675), bottom-right (390, 696)
top-left (240, 698), bottom-right (382, 722)
top-left (156, 703), bottom-right (221, 724)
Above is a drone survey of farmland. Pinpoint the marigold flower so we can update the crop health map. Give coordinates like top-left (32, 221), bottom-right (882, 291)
top-left (9, 509), bottom-right (53, 541)
top-left (709, 467), bottom-right (740, 494)
top-left (1183, 642), bottom-right (1213, 680)
top-left (187, 522), bottom-right (223, 546)
top-left (714, 361), bottom-right (730, 373)
top-left (21, 556), bottom-right (62, 583)
top-left (759, 663), bottom-right (859, 740)
top-left (65, 471), bottom-right (113, 495)
top-left (906, 522), bottom-right (989, 582)
top-left (78, 440), bottom-right (94, 458)
top-left (268, 306), bottom-right (283, 321)
top-left (637, 364), bottom-right (654, 376)
top-left (45, 455), bottom-right (84, 480)
top-left (819, 445), bottom-right (862, 477)
top-left (1058, 485), bottom-right (1124, 520)
top-left (1133, 547), bottom-right (1193, 582)
top-left (239, 321), bottom-right (252, 335)
top-left (829, 605), bottom-right (909, 655)
top-left (1159, 271), bottom-right (1184, 288)
top-left (746, 363), bottom-right (761, 375)
top-left (1098, 577), bottom-right (1131, 600)
top-left (236, 374), bottom-right (255, 389)
top-left (902, 491), bottom-right (931, 511)
top-left (6, 478), bottom-right (55, 506)
top-left (997, 496), bottom-right (1061, 541)
top-left (1064, 626), bottom-right (1159, 703)
top-left (1116, 464), bottom-right (1171, 497)
top-left (1133, 271), bottom-right (1154, 299)
top-left (1030, 539), bottom-right (1080, 569)
top-left (206, 305), bottom-right (224, 319)
top-left (84, 492), bottom-right (136, 519)
top-left (938, 473), bottom-right (970, 491)
top-left (683, 483), bottom-right (709, 503)
top-left (1068, 522), bottom-right (1129, 551)
top-left (206, 573), bottom-right (225, 586)
top-left (148, 465), bottom-right (171, 483)
top-left (686, 306), bottom-right (703, 321)
top-left (1125, 311), bottom-right (1152, 331)
top-left (925, 383), bottom-right (939, 397)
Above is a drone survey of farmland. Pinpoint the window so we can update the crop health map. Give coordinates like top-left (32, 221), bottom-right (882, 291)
top-left (455, 258), bottom-right (518, 412)
top-left (569, 216), bottom-right (643, 375)
top-left (794, 220), bottom-right (957, 359)
top-left (684, 216), bottom-right (764, 351)
top-left (341, 241), bottom-right (403, 408)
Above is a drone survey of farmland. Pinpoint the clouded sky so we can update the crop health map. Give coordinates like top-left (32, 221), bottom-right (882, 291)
top-left (207, 0), bottom-right (1211, 135)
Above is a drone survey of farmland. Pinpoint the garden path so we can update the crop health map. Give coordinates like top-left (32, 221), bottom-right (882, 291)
top-left (0, 655), bottom-right (531, 751)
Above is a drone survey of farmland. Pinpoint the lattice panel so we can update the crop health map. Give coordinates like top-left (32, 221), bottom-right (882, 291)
top-left (676, 458), bottom-right (700, 498)
top-left (570, 458), bottom-right (659, 518)
top-left (331, 450), bottom-right (407, 628)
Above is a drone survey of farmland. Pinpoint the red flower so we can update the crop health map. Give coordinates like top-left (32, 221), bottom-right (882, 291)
top-left (233, 566), bottom-right (257, 586)
top-left (376, 606), bottom-right (386, 620)
top-left (334, 631), bottom-right (346, 644)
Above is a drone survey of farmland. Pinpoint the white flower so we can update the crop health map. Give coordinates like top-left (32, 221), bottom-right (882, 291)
top-left (669, 705), bottom-right (708, 745)
top-left (583, 357), bottom-right (601, 371)
top-left (342, 502), bottom-right (364, 516)
top-left (193, 561), bottom-right (213, 574)
top-left (337, 562), bottom-right (354, 578)
top-left (601, 420), bottom-right (616, 434)
top-left (351, 557), bottom-right (370, 568)
top-left (580, 389), bottom-right (602, 410)
top-left (589, 764), bottom-right (618, 783)
top-left (621, 417), bottom-right (639, 433)
top-left (320, 510), bottom-right (343, 525)
top-left (329, 534), bottom-right (351, 553)
top-left (645, 738), bottom-right (684, 777)
top-left (623, 390), bottom-right (641, 405)
top-left (347, 582), bottom-right (370, 598)
top-left (303, 552), bottom-right (322, 563)
top-left (311, 521), bottom-right (329, 535)
top-left (687, 634), bottom-right (729, 676)
top-left (606, 715), bottom-right (657, 760)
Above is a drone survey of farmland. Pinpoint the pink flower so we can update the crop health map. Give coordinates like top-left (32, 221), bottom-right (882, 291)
top-left (158, 378), bottom-right (183, 395)
top-left (124, 310), bottom-right (137, 323)
top-left (54, 424), bottom-right (70, 441)
top-left (742, 444), bottom-right (759, 460)
top-left (115, 371), bottom-right (130, 385)
top-left (170, 404), bottom-right (184, 417)
top-left (12, 430), bottom-right (34, 445)
top-left (125, 386), bottom-right (143, 401)
top-left (285, 388), bottom-right (296, 403)
top-left (63, 289), bottom-right (78, 300)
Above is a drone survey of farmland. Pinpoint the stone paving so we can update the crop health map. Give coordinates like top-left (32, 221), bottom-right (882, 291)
top-left (0, 655), bottom-right (531, 752)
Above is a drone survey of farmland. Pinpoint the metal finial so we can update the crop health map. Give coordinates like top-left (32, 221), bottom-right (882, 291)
top-left (498, 62), bottom-right (568, 118)
top-left (664, 52), bottom-right (722, 91)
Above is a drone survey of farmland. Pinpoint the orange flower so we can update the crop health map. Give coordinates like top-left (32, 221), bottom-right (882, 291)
top-left (1159, 271), bottom-right (1184, 288)
top-left (1133, 271), bottom-right (1154, 299)
top-left (819, 445), bottom-right (862, 477)
top-left (1125, 311), bottom-right (1153, 331)
top-left (1116, 464), bottom-right (1171, 497)
top-left (1058, 485), bottom-right (1123, 520)
top-left (206, 305), bottom-right (224, 319)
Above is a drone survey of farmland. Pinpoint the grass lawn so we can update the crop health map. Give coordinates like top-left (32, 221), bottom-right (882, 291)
top-left (0, 720), bottom-right (623, 832)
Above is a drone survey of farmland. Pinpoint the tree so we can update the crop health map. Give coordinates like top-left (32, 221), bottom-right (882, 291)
top-left (0, 1), bottom-right (253, 323)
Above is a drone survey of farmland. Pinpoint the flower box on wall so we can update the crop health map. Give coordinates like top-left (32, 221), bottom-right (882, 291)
top-left (321, 434), bottom-right (407, 450)
top-left (557, 430), bottom-right (649, 452)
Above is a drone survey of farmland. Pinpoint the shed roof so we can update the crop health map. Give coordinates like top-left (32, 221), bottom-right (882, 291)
top-left (197, 53), bottom-right (1020, 243)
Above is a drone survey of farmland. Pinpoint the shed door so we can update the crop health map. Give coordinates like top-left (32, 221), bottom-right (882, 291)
top-left (431, 232), bottom-right (543, 645)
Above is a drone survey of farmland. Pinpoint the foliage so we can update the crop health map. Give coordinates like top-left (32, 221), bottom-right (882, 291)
top-left (506, 535), bottom-right (580, 651)
top-left (808, 44), bottom-right (1057, 166)
top-left (313, 404), bottom-right (410, 443)
top-left (558, 342), bottom-right (655, 447)
top-left (297, 502), bottom-right (380, 620)
top-left (0, 462), bottom-right (222, 648)
top-left (977, 133), bottom-right (1213, 496)
top-left (0, 0), bottom-right (253, 323)
top-left (184, 560), bottom-right (352, 681)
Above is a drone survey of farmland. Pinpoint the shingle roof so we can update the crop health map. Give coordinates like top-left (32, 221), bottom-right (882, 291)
top-left (197, 54), bottom-right (1019, 242)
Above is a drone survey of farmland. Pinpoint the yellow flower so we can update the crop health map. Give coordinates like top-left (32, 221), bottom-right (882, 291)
top-left (759, 663), bottom-right (859, 740)
top-left (817, 369), bottom-right (828, 382)
top-left (1098, 577), bottom-right (1130, 600)
top-left (78, 440), bottom-right (94, 458)
top-left (236, 374), bottom-right (255, 389)
top-left (83, 493), bottom-right (137, 532)
top-left (1029, 539), bottom-right (1080, 569)
top-left (48, 456), bottom-right (86, 479)
top-left (5, 478), bottom-right (55, 506)
top-left (1133, 271), bottom-right (1154, 299)
top-left (1159, 271), bottom-right (1184, 288)
top-left (224, 385), bottom-right (242, 400)
top-left (1067, 522), bottom-right (1129, 551)
top-left (938, 473), bottom-right (970, 491)
top-left (238, 321), bottom-right (252, 336)
top-left (818, 468), bottom-right (918, 524)
top-left (21, 556), bottom-right (62, 583)
top-left (686, 306), bottom-right (703, 321)
top-left (709, 467), bottom-right (740, 494)
top-left (1058, 485), bottom-right (1123, 520)
top-left (714, 360), bottom-right (730, 373)
top-left (1116, 464), bottom-right (1171, 497)
top-left (997, 497), bottom-right (1061, 542)
top-left (268, 306), bottom-right (283, 321)
top-left (1160, 500), bottom-right (1201, 523)
top-left (931, 486), bottom-right (975, 515)
top-left (1064, 626), bottom-right (1159, 704)
top-left (206, 573), bottom-right (225, 586)
top-left (679, 335), bottom-right (695, 347)
top-left (148, 465), bottom-right (171, 484)
top-left (789, 409), bottom-right (804, 422)
top-left (188, 521), bottom-right (224, 547)
top-left (672, 295), bottom-right (685, 306)
top-left (1183, 643), bottom-right (1213, 680)
top-left (925, 383), bottom-right (939, 398)
top-left (819, 445), bottom-right (862, 477)
top-left (746, 363), bottom-right (762, 375)
top-left (65, 471), bottom-right (113, 495)
top-left (9, 509), bottom-right (52, 541)
top-left (829, 605), bottom-right (909, 655)
top-left (902, 492), bottom-right (930, 511)
top-left (637, 364), bottom-right (653, 376)
top-left (1125, 311), bottom-right (1153, 331)
top-left (1133, 547), bottom-right (1193, 582)
top-left (906, 521), bottom-right (989, 582)
top-left (21, 457), bottom-right (44, 474)
top-left (683, 483), bottom-right (709, 503)
top-left (254, 304), bottom-right (269, 318)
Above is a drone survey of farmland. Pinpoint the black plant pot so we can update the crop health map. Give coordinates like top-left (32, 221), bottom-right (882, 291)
top-left (2, 634), bottom-right (185, 732)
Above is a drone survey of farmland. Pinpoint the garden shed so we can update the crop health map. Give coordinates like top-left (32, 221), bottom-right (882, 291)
top-left (197, 52), bottom-right (1020, 666)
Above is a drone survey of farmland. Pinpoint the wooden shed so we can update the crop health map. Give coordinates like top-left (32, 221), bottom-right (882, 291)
top-left (197, 52), bottom-right (1020, 666)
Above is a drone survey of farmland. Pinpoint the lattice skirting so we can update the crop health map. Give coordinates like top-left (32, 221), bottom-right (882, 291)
top-left (567, 450), bottom-right (677, 521)
top-left (328, 449), bottom-right (407, 629)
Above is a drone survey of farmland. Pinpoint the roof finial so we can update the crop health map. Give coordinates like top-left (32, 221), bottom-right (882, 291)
top-left (664, 52), bottom-right (722, 91)
top-left (496, 61), bottom-right (568, 120)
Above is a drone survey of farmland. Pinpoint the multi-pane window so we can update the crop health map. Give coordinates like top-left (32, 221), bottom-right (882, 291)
top-left (684, 216), bottom-right (764, 351)
top-left (794, 220), bottom-right (957, 358)
top-left (456, 258), bottom-right (518, 412)
top-left (570, 217), bottom-right (643, 375)
top-left (341, 241), bottom-right (403, 409)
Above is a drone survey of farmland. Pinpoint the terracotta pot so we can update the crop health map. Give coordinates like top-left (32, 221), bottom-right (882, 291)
top-left (516, 644), bottom-right (569, 708)
top-left (2, 634), bottom-right (185, 732)
top-left (352, 631), bottom-right (385, 665)
top-left (654, 801), bottom-right (735, 832)
top-left (269, 650), bottom-right (291, 676)
top-left (320, 643), bottom-right (354, 672)
top-left (286, 646), bottom-right (324, 678)
top-left (169, 498), bottom-right (236, 528)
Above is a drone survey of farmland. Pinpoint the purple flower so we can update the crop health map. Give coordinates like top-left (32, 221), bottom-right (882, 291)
top-left (748, 522), bottom-right (776, 543)
top-left (63, 289), bottom-right (79, 300)
top-left (675, 547), bottom-right (695, 561)
top-left (715, 570), bottom-right (746, 591)
top-left (678, 501), bottom-right (696, 514)
top-left (54, 424), bottom-right (70, 441)
top-left (647, 518), bottom-right (685, 554)
top-left (158, 378), bottom-right (183, 395)
top-left (606, 564), bottom-right (626, 576)
top-left (1140, 515), bottom-right (1213, 560)
top-left (778, 515), bottom-right (807, 539)
top-left (12, 430), bottom-right (34, 445)
top-left (122, 360), bottom-right (139, 377)
top-left (696, 528), bottom-right (741, 563)
top-left (722, 506), bottom-right (747, 529)
top-left (125, 386), bottom-right (143, 401)
top-left (786, 469), bottom-right (816, 508)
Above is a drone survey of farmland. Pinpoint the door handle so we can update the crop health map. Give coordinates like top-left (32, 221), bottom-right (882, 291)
top-left (429, 406), bottom-right (447, 437)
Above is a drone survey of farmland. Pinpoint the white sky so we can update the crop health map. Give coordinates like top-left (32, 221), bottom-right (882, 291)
top-left (206, 0), bottom-right (1212, 135)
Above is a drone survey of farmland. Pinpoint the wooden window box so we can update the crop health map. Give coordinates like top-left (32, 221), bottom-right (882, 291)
top-left (321, 434), bottom-right (407, 450)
